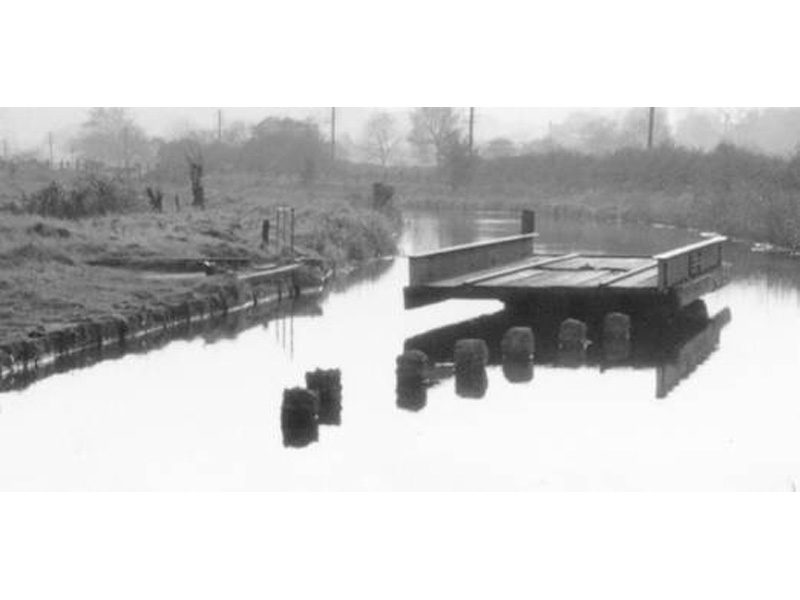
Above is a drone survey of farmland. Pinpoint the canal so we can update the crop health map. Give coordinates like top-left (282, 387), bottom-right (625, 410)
top-left (0, 209), bottom-right (798, 490)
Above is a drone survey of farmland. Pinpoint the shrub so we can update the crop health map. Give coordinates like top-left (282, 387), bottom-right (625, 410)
top-left (23, 174), bottom-right (138, 219)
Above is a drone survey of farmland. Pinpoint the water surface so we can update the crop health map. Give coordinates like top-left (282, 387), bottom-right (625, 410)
top-left (0, 209), bottom-right (798, 491)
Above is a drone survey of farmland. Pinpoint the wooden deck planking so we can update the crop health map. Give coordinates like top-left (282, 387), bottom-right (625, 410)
top-left (404, 220), bottom-right (727, 310)
top-left (466, 255), bottom-right (659, 291)
top-left (428, 255), bottom-right (557, 288)
top-left (545, 256), bottom-right (654, 272)
top-left (510, 269), bottom-right (616, 289)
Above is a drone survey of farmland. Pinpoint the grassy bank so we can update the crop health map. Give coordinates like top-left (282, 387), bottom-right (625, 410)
top-left (0, 172), bottom-right (399, 343)
top-left (397, 144), bottom-right (800, 250)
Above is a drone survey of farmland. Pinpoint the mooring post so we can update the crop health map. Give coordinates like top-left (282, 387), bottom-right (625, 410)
top-left (521, 210), bottom-right (536, 234)
top-left (501, 327), bottom-right (535, 362)
top-left (262, 219), bottom-right (271, 248)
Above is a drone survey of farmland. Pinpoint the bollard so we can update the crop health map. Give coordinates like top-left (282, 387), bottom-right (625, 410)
top-left (396, 350), bottom-right (428, 390)
top-left (305, 368), bottom-right (342, 426)
top-left (454, 339), bottom-right (489, 399)
top-left (281, 387), bottom-right (320, 448)
top-left (603, 312), bottom-right (631, 342)
top-left (501, 327), bottom-right (535, 362)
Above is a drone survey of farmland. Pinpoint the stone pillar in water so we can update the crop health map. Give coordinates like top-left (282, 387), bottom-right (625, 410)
top-left (501, 326), bottom-right (535, 383)
top-left (559, 318), bottom-right (588, 366)
top-left (454, 339), bottom-right (489, 399)
top-left (502, 327), bottom-right (535, 362)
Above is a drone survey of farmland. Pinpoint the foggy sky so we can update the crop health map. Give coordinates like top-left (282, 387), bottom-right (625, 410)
top-left (0, 107), bottom-right (627, 154)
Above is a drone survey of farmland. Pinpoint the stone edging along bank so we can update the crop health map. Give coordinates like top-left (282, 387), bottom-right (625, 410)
top-left (0, 272), bottom-right (325, 389)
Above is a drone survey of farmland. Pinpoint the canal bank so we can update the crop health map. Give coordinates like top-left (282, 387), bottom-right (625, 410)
top-left (0, 197), bottom-right (399, 387)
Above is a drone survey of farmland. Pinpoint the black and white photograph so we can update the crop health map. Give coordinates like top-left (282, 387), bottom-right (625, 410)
top-left (2, 3), bottom-right (799, 598)
top-left (1, 105), bottom-right (798, 491)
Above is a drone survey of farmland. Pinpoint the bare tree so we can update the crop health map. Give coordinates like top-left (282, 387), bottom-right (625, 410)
top-left (408, 107), bottom-right (462, 166)
top-left (73, 108), bottom-right (151, 168)
top-left (185, 143), bottom-right (205, 209)
top-left (363, 111), bottom-right (401, 176)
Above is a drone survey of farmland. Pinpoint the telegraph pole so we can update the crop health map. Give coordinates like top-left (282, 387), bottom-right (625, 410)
top-left (330, 107), bottom-right (336, 162)
top-left (48, 132), bottom-right (54, 168)
top-left (468, 107), bottom-right (475, 156)
top-left (647, 107), bottom-right (656, 150)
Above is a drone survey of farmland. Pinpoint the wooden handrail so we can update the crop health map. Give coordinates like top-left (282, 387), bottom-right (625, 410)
top-left (410, 233), bottom-right (537, 259)
top-left (653, 236), bottom-right (727, 261)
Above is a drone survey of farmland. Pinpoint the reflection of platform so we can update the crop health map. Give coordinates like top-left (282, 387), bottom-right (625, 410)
top-left (404, 303), bottom-right (731, 399)
top-left (656, 309), bottom-right (730, 399)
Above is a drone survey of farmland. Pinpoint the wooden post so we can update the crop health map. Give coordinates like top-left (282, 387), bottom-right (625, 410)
top-left (468, 107), bottom-right (475, 157)
top-left (521, 210), bottom-right (536, 234)
top-left (290, 208), bottom-right (295, 253)
top-left (262, 219), bottom-right (271, 247)
top-left (331, 107), bottom-right (336, 162)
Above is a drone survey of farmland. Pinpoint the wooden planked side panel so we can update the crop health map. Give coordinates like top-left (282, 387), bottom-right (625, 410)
top-left (607, 269), bottom-right (659, 289)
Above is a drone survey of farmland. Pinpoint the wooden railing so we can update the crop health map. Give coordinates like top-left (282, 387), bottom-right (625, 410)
top-left (654, 236), bottom-right (727, 292)
top-left (409, 234), bottom-right (536, 286)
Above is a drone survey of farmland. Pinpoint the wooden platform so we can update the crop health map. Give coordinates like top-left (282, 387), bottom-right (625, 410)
top-left (404, 229), bottom-right (728, 311)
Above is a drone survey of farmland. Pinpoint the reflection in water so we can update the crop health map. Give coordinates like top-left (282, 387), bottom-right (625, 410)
top-left (502, 361), bottom-right (534, 383)
top-left (281, 388), bottom-right (319, 448)
top-left (455, 369), bottom-right (488, 399)
top-left (0, 294), bottom-right (324, 395)
top-left (656, 308), bottom-right (731, 399)
top-left (0, 209), bottom-right (781, 489)
top-left (397, 386), bottom-right (427, 412)
top-left (306, 369), bottom-right (343, 426)
top-left (403, 301), bottom-right (731, 401)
